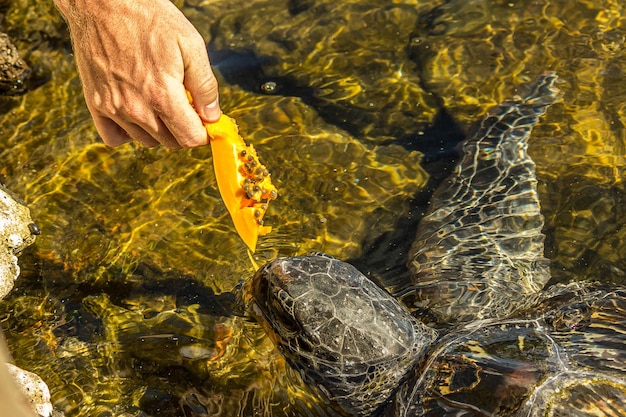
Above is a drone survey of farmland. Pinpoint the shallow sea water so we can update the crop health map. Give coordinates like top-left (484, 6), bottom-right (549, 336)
top-left (0, 0), bottom-right (625, 416)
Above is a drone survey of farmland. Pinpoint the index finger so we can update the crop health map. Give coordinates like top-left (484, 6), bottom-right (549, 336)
top-left (157, 83), bottom-right (209, 148)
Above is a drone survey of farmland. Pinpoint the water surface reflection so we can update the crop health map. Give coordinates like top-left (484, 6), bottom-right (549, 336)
top-left (1, 0), bottom-right (625, 415)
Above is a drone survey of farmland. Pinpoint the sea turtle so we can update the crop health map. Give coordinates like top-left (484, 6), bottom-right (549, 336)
top-left (246, 73), bottom-right (626, 416)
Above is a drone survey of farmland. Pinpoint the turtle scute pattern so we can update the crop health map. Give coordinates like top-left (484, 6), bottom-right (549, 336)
top-left (392, 285), bottom-right (626, 417)
top-left (251, 260), bottom-right (626, 417)
top-left (248, 253), bottom-right (437, 416)
top-left (248, 73), bottom-right (626, 417)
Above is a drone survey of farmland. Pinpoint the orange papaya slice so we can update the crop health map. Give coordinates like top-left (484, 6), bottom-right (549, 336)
top-left (204, 115), bottom-right (278, 252)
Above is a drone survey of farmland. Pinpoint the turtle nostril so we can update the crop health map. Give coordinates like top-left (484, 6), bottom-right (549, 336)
top-left (28, 223), bottom-right (41, 235)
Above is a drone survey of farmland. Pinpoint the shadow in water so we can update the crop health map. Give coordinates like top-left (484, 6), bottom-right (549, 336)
top-left (209, 46), bottom-right (470, 290)
top-left (348, 108), bottom-right (467, 286)
top-left (209, 47), bottom-right (429, 142)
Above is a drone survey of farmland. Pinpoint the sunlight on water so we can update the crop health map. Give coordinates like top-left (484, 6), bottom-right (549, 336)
top-left (0, 0), bottom-right (625, 415)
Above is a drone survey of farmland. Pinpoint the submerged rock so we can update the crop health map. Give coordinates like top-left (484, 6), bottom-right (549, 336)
top-left (5, 363), bottom-right (53, 417)
top-left (0, 184), bottom-right (37, 299)
top-left (0, 32), bottom-right (30, 94)
top-left (0, 184), bottom-right (57, 416)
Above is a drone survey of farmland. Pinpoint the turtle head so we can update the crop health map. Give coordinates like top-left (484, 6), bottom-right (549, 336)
top-left (248, 253), bottom-right (437, 416)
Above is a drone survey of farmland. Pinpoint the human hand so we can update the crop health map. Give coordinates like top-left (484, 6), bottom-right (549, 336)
top-left (54, 0), bottom-right (220, 148)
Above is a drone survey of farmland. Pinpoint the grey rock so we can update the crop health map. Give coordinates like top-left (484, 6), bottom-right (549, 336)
top-left (0, 32), bottom-right (30, 94)
top-left (0, 184), bottom-right (36, 300)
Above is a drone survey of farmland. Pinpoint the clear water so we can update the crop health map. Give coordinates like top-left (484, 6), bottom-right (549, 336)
top-left (0, 0), bottom-right (625, 415)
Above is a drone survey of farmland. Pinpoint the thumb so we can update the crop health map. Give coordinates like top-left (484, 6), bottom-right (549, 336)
top-left (184, 46), bottom-right (221, 123)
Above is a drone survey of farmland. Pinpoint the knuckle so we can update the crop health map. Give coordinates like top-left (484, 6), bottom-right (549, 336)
top-left (195, 76), bottom-right (218, 96)
top-left (149, 83), bottom-right (169, 112)
top-left (177, 129), bottom-right (207, 148)
top-left (148, 84), bottom-right (171, 115)
top-left (90, 91), bottom-right (104, 109)
top-left (124, 101), bottom-right (147, 122)
top-left (178, 137), bottom-right (201, 149)
top-left (90, 93), bottom-right (118, 117)
top-left (186, 31), bottom-right (206, 50)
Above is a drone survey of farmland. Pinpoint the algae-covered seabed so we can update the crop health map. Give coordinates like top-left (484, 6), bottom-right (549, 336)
top-left (0, 0), bottom-right (625, 415)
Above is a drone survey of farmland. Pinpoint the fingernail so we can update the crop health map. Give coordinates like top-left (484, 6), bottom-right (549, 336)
top-left (202, 98), bottom-right (221, 122)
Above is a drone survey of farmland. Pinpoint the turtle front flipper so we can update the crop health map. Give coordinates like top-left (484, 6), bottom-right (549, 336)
top-left (401, 73), bottom-right (560, 324)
